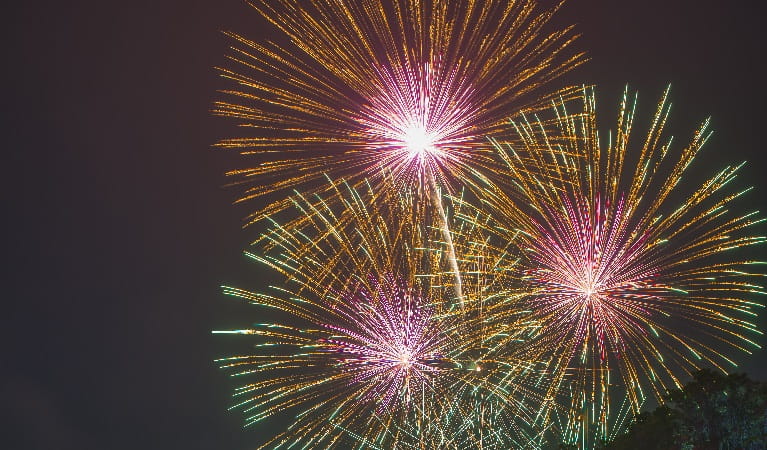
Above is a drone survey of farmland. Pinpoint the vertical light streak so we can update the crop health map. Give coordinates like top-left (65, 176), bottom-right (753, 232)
top-left (427, 167), bottom-right (464, 306)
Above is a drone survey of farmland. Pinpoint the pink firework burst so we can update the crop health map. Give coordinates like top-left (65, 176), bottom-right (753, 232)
top-left (354, 59), bottom-right (479, 189)
top-left (481, 86), bottom-right (765, 445)
top-left (321, 274), bottom-right (447, 411)
top-left (525, 193), bottom-right (661, 362)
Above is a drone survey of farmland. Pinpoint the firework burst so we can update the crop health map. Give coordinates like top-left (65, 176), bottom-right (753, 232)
top-left (470, 86), bottom-right (766, 445)
top-left (214, 0), bottom-right (584, 222)
top-left (214, 177), bottom-right (554, 448)
top-left (319, 273), bottom-right (445, 412)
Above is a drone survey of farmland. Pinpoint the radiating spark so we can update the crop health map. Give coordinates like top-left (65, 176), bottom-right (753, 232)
top-left (319, 274), bottom-right (446, 412)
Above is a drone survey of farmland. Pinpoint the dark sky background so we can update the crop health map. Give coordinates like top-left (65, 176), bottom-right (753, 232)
top-left (4, 1), bottom-right (766, 449)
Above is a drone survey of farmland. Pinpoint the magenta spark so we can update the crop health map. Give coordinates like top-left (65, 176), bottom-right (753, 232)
top-left (354, 60), bottom-right (479, 188)
top-left (321, 274), bottom-right (447, 410)
top-left (525, 193), bottom-right (660, 361)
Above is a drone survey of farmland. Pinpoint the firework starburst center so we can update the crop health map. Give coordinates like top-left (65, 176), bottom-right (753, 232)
top-left (401, 123), bottom-right (440, 160)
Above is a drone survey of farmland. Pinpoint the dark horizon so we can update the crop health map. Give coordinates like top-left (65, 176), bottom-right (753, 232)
top-left (4, 1), bottom-right (766, 449)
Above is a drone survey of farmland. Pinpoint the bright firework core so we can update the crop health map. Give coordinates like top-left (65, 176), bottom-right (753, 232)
top-left (397, 349), bottom-right (414, 367)
top-left (402, 123), bottom-right (440, 159)
top-left (580, 280), bottom-right (600, 299)
top-left (355, 61), bottom-right (477, 180)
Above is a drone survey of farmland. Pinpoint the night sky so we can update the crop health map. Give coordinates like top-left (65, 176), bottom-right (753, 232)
top-left (4, 1), bottom-right (766, 449)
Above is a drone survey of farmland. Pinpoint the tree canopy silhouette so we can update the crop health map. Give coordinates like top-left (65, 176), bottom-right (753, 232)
top-left (606, 369), bottom-right (767, 449)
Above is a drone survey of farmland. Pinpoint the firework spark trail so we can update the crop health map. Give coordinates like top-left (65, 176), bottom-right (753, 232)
top-left (467, 86), bottom-right (766, 445)
top-left (427, 166), bottom-right (464, 305)
top-left (214, 177), bottom-right (555, 448)
top-left (215, 0), bottom-right (585, 225)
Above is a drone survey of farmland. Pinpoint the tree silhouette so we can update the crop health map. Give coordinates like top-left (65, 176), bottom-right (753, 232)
top-left (606, 370), bottom-right (767, 449)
